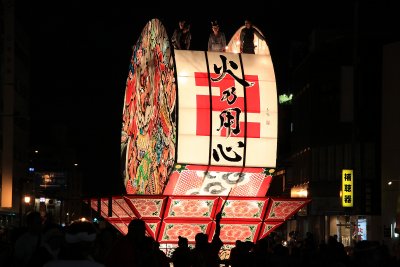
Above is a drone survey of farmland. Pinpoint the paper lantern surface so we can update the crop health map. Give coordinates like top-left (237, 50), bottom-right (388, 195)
top-left (121, 19), bottom-right (176, 195)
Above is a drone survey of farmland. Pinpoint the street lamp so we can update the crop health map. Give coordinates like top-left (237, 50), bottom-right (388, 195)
top-left (24, 195), bottom-right (32, 211)
top-left (388, 180), bottom-right (400, 186)
top-left (386, 179), bottom-right (400, 239)
top-left (24, 195), bottom-right (31, 204)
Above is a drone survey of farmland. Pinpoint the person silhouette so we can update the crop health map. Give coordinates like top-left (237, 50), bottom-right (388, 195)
top-left (171, 236), bottom-right (191, 267)
top-left (171, 20), bottom-right (191, 50)
top-left (44, 219), bottom-right (105, 267)
top-left (105, 218), bottom-right (169, 267)
top-left (104, 218), bottom-right (147, 267)
top-left (239, 19), bottom-right (265, 54)
top-left (28, 223), bottom-right (64, 267)
top-left (208, 20), bottom-right (226, 52)
top-left (190, 211), bottom-right (223, 267)
top-left (13, 211), bottom-right (43, 267)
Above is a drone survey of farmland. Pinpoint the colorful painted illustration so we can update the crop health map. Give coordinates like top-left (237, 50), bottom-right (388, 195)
top-left (121, 18), bottom-right (176, 194)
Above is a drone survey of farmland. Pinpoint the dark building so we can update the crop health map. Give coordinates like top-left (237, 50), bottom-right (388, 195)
top-left (277, 2), bottom-right (400, 248)
top-left (381, 41), bottom-right (400, 252)
top-left (1, 1), bottom-right (84, 227)
top-left (0, 0), bottom-right (31, 226)
top-left (27, 126), bottom-right (84, 225)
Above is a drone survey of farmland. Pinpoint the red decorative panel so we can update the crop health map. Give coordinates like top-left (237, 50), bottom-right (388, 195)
top-left (146, 221), bottom-right (161, 239)
top-left (89, 199), bottom-right (99, 215)
top-left (112, 197), bottom-right (135, 218)
top-left (163, 165), bottom-right (274, 197)
top-left (90, 198), bottom-right (119, 218)
top-left (146, 220), bottom-right (161, 239)
top-left (219, 245), bottom-right (235, 261)
top-left (265, 198), bottom-right (311, 221)
top-left (210, 221), bottom-right (262, 244)
top-left (90, 195), bottom-right (311, 245)
top-left (107, 218), bottom-right (160, 239)
top-left (258, 221), bottom-right (284, 239)
top-left (100, 200), bottom-right (112, 217)
top-left (163, 166), bottom-right (204, 195)
top-left (124, 195), bottom-right (167, 219)
top-left (164, 196), bottom-right (219, 220)
top-left (219, 197), bottom-right (269, 221)
top-left (158, 220), bottom-right (213, 243)
top-left (111, 221), bottom-right (129, 235)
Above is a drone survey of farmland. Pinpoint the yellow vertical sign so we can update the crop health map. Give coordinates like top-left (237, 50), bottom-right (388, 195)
top-left (342, 169), bottom-right (353, 207)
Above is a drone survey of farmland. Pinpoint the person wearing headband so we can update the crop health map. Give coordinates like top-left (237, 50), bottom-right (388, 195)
top-left (208, 20), bottom-right (226, 52)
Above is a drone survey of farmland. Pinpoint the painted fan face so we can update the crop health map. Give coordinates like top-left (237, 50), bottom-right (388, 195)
top-left (121, 19), bottom-right (176, 195)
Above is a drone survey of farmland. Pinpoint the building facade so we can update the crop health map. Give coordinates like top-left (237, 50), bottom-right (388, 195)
top-left (381, 41), bottom-right (400, 251)
top-left (280, 5), bottom-right (400, 247)
top-left (0, 0), bottom-right (31, 226)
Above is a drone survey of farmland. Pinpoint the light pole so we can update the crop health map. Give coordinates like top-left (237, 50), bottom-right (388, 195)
top-left (24, 195), bottom-right (32, 213)
top-left (386, 179), bottom-right (400, 239)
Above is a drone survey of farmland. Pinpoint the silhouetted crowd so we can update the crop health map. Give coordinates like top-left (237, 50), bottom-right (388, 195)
top-left (1, 211), bottom-right (399, 267)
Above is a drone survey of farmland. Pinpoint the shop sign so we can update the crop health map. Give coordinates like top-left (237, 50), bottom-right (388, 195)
top-left (342, 169), bottom-right (353, 207)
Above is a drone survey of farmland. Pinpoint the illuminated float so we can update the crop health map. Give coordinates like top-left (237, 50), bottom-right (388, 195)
top-left (88, 18), bottom-right (310, 252)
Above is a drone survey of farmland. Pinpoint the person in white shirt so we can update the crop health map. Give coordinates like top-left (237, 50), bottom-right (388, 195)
top-left (208, 20), bottom-right (226, 52)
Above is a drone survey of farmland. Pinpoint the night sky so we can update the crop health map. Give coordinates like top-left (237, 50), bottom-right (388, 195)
top-left (21, 1), bottom-right (398, 196)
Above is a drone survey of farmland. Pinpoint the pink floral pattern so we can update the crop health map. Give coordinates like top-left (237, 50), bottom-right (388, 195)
top-left (219, 224), bottom-right (257, 242)
top-left (130, 198), bottom-right (163, 217)
top-left (100, 200), bottom-right (113, 217)
top-left (90, 196), bottom-right (311, 244)
top-left (112, 205), bottom-right (129, 218)
top-left (259, 222), bottom-right (283, 239)
top-left (267, 200), bottom-right (306, 220)
top-left (115, 199), bottom-right (135, 218)
top-left (223, 200), bottom-right (264, 219)
top-left (146, 222), bottom-right (158, 238)
top-left (162, 223), bottom-right (207, 241)
top-left (168, 200), bottom-right (213, 218)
